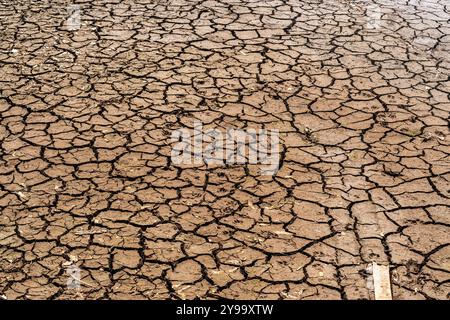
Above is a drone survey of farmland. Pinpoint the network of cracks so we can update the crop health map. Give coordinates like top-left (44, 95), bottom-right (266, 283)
top-left (0, 0), bottom-right (449, 299)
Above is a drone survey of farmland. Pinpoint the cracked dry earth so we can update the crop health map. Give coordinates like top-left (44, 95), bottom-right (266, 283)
top-left (0, 0), bottom-right (449, 301)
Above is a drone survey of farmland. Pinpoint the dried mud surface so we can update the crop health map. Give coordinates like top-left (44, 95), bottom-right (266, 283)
top-left (0, 0), bottom-right (449, 300)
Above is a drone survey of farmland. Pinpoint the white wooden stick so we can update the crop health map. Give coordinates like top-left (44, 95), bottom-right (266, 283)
top-left (372, 262), bottom-right (392, 300)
